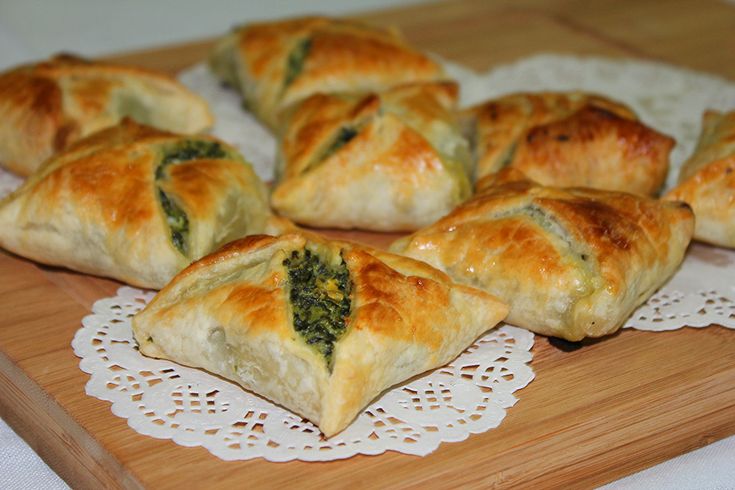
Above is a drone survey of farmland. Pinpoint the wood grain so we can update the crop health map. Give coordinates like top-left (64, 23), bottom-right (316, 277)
top-left (3, 0), bottom-right (735, 488)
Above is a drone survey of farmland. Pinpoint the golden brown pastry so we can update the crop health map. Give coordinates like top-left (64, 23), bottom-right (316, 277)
top-left (0, 119), bottom-right (273, 289)
top-left (391, 170), bottom-right (694, 341)
top-left (0, 53), bottom-right (213, 176)
top-left (133, 233), bottom-right (508, 437)
top-left (462, 92), bottom-right (674, 195)
top-left (271, 81), bottom-right (472, 231)
top-left (664, 110), bottom-right (735, 248)
top-left (209, 16), bottom-right (444, 130)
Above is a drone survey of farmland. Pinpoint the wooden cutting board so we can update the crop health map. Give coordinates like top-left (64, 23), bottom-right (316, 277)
top-left (2, 0), bottom-right (735, 488)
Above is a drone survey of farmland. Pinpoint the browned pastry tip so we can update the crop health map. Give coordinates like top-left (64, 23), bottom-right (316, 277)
top-left (463, 92), bottom-right (673, 195)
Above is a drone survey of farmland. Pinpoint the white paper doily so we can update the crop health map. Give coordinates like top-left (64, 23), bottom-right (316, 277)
top-left (3, 53), bottom-right (732, 459)
top-left (625, 243), bottom-right (735, 331)
top-left (72, 286), bottom-right (535, 462)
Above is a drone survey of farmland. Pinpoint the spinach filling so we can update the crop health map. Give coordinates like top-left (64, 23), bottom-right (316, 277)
top-left (283, 38), bottom-right (312, 88)
top-left (496, 204), bottom-right (596, 279)
top-left (157, 140), bottom-right (228, 178)
top-left (321, 126), bottom-right (358, 161)
top-left (302, 126), bottom-right (360, 174)
top-left (158, 189), bottom-right (189, 255)
top-left (155, 140), bottom-right (228, 255)
top-left (497, 142), bottom-right (517, 169)
top-left (283, 249), bottom-right (352, 369)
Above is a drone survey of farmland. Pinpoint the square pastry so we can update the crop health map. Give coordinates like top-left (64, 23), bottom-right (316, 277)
top-left (133, 233), bottom-right (508, 436)
top-left (391, 170), bottom-right (694, 340)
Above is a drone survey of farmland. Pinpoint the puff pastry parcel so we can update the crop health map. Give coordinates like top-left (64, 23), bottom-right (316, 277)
top-left (0, 53), bottom-right (213, 176)
top-left (0, 119), bottom-right (271, 288)
top-left (209, 16), bottom-right (444, 130)
top-left (133, 233), bottom-right (508, 436)
top-left (462, 92), bottom-right (674, 195)
top-left (271, 81), bottom-right (472, 231)
top-left (391, 171), bottom-right (694, 340)
top-left (664, 110), bottom-right (735, 248)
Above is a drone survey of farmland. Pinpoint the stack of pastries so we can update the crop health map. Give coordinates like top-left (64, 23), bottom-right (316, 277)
top-left (1, 14), bottom-right (731, 437)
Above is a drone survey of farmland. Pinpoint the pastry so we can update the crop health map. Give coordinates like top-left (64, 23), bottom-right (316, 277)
top-left (133, 233), bottom-right (508, 437)
top-left (271, 81), bottom-right (472, 231)
top-left (462, 92), bottom-right (674, 195)
top-left (209, 16), bottom-right (444, 130)
top-left (0, 53), bottom-right (213, 176)
top-left (0, 119), bottom-right (272, 289)
top-left (664, 110), bottom-right (735, 248)
top-left (391, 170), bottom-right (694, 341)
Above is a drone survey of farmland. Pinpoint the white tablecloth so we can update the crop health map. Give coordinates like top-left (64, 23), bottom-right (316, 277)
top-left (0, 1), bottom-right (733, 487)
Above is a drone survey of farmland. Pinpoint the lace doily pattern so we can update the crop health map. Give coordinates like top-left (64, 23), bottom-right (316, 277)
top-left (72, 287), bottom-right (535, 462)
top-left (625, 244), bottom-right (735, 331)
top-left (25, 54), bottom-right (735, 459)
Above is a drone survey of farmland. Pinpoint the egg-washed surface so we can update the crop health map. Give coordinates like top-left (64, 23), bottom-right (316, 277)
top-left (0, 120), bottom-right (271, 289)
top-left (0, 53), bottom-right (213, 176)
top-left (132, 233), bottom-right (509, 437)
top-left (208, 16), bottom-right (444, 130)
top-left (271, 81), bottom-right (471, 231)
top-left (665, 110), bottom-right (735, 248)
top-left (463, 92), bottom-right (673, 195)
top-left (391, 172), bottom-right (694, 340)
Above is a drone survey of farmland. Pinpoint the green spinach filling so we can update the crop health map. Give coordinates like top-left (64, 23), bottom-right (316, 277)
top-left (283, 249), bottom-right (352, 368)
top-left (302, 126), bottom-right (360, 174)
top-left (496, 204), bottom-right (596, 279)
top-left (283, 38), bottom-right (312, 88)
top-left (156, 140), bottom-right (228, 178)
top-left (497, 142), bottom-right (517, 169)
top-left (155, 140), bottom-right (228, 255)
top-left (158, 189), bottom-right (189, 255)
top-left (321, 126), bottom-right (358, 161)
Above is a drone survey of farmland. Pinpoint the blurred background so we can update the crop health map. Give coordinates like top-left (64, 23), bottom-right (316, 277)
top-left (0, 0), bottom-right (427, 69)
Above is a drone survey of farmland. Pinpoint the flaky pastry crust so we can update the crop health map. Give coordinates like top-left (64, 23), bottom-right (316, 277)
top-left (133, 233), bottom-right (507, 436)
top-left (0, 54), bottom-right (213, 176)
top-left (209, 16), bottom-right (444, 130)
top-left (664, 110), bottom-right (735, 248)
top-left (271, 81), bottom-right (472, 231)
top-left (391, 171), bottom-right (694, 340)
top-left (462, 92), bottom-right (673, 195)
top-left (0, 119), bottom-right (271, 288)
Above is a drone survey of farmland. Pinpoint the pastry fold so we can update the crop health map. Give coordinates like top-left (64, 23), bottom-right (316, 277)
top-left (462, 92), bottom-right (673, 195)
top-left (664, 110), bottom-right (735, 248)
top-left (271, 81), bottom-right (472, 231)
top-left (209, 16), bottom-right (444, 130)
top-left (132, 233), bottom-right (508, 437)
top-left (0, 119), bottom-right (271, 288)
top-left (0, 54), bottom-right (213, 176)
top-left (391, 171), bottom-right (694, 341)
